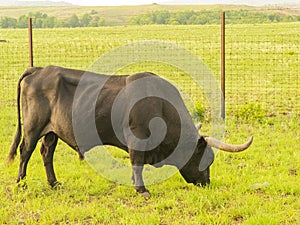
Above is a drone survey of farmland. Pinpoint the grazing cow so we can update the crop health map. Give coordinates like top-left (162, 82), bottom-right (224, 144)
top-left (9, 66), bottom-right (253, 197)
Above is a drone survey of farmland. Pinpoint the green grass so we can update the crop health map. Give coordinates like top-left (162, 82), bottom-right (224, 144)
top-left (0, 23), bottom-right (299, 224)
top-left (1, 119), bottom-right (299, 224)
top-left (1, 23), bottom-right (299, 114)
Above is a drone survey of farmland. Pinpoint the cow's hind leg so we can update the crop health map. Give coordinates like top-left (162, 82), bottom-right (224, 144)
top-left (40, 132), bottom-right (58, 187)
top-left (16, 134), bottom-right (39, 184)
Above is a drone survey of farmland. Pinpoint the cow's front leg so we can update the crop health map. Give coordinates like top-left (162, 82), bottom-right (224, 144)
top-left (129, 149), bottom-right (150, 198)
top-left (131, 165), bottom-right (150, 198)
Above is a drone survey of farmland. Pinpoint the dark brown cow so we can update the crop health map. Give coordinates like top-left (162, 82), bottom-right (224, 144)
top-left (9, 66), bottom-right (253, 197)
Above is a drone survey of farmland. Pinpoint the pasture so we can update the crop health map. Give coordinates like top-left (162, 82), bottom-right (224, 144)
top-left (0, 23), bottom-right (299, 224)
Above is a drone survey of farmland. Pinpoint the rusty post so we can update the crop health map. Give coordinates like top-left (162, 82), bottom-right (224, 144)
top-left (221, 12), bottom-right (225, 119)
top-left (28, 18), bottom-right (33, 67)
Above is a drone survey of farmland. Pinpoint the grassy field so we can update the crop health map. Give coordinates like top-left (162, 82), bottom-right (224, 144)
top-left (0, 23), bottom-right (299, 224)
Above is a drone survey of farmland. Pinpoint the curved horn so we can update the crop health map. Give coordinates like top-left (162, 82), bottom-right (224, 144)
top-left (205, 136), bottom-right (253, 152)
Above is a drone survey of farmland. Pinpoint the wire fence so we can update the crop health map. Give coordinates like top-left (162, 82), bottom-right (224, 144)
top-left (0, 19), bottom-right (299, 123)
top-left (225, 23), bottom-right (300, 116)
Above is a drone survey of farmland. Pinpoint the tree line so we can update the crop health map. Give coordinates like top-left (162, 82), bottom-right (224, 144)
top-left (0, 11), bottom-right (105, 28)
top-left (1, 10), bottom-right (299, 28)
top-left (129, 10), bottom-right (300, 25)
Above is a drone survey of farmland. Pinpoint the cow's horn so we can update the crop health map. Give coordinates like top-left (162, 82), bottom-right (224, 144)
top-left (204, 136), bottom-right (253, 152)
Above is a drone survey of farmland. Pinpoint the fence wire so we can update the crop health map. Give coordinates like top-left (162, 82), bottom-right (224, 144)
top-left (225, 23), bottom-right (300, 116)
top-left (0, 22), bottom-right (299, 122)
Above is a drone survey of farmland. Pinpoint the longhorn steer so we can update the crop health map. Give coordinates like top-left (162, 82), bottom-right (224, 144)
top-left (9, 66), bottom-right (253, 197)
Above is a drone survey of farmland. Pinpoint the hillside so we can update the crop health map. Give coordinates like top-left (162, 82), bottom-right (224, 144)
top-left (0, 4), bottom-right (299, 26)
top-left (0, 0), bottom-right (73, 6)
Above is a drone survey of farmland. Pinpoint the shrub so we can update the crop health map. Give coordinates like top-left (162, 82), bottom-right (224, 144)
top-left (235, 102), bottom-right (266, 123)
top-left (192, 101), bottom-right (205, 122)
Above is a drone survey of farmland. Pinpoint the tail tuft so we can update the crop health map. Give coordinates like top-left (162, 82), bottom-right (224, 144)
top-left (8, 128), bottom-right (21, 164)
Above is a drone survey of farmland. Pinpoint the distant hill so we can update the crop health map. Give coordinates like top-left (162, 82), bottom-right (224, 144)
top-left (0, 0), bottom-right (73, 6)
top-left (163, 0), bottom-right (300, 7)
top-left (0, 4), bottom-right (299, 26)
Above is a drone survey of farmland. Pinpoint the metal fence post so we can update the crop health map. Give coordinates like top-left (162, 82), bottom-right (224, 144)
top-left (28, 18), bottom-right (33, 67)
top-left (221, 12), bottom-right (226, 119)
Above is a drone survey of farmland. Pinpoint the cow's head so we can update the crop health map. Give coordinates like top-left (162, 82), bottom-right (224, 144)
top-left (180, 125), bottom-right (253, 186)
top-left (179, 136), bottom-right (214, 186)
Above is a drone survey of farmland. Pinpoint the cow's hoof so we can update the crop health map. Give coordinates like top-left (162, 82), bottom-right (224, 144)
top-left (139, 190), bottom-right (150, 199)
top-left (51, 181), bottom-right (62, 190)
top-left (17, 179), bottom-right (28, 190)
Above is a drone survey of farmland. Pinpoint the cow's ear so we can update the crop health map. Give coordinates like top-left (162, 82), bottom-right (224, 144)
top-left (198, 147), bottom-right (215, 172)
top-left (197, 136), bottom-right (207, 151)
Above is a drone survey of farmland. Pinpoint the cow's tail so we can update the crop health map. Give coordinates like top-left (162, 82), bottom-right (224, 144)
top-left (8, 67), bottom-right (41, 163)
